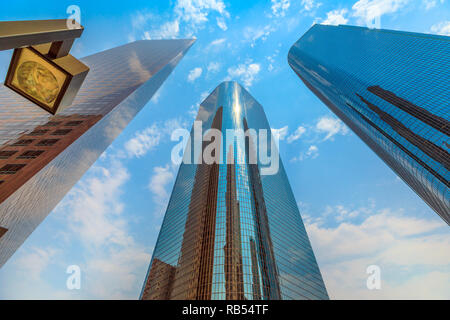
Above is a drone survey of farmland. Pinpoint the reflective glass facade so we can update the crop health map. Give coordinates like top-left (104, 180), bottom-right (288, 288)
top-left (288, 25), bottom-right (450, 225)
top-left (141, 81), bottom-right (328, 300)
top-left (0, 39), bottom-right (195, 267)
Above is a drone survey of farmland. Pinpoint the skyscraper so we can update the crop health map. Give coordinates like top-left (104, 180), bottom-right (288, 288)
top-left (141, 81), bottom-right (328, 300)
top-left (288, 24), bottom-right (449, 225)
top-left (0, 39), bottom-right (195, 267)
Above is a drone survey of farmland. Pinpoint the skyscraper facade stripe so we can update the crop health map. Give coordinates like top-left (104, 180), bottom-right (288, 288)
top-left (141, 81), bottom-right (328, 300)
top-left (288, 24), bottom-right (449, 225)
top-left (0, 39), bottom-right (195, 267)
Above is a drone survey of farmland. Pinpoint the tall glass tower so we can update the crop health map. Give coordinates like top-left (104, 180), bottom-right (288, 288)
top-left (288, 25), bottom-right (449, 225)
top-left (141, 81), bottom-right (328, 300)
top-left (0, 39), bottom-right (194, 267)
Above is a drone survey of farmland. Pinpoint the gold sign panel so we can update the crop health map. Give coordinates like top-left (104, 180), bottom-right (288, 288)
top-left (1, 19), bottom-right (89, 114)
top-left (7, 47), bottom-right (68, 112)
top-left (5, 44), bottom-right (89, 114)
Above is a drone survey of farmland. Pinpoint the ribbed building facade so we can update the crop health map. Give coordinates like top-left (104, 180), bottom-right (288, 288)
top-left (0, 39), bottom-right (194, 267)
top-left (141, 81), bottom-right (328, 300)
top-left (288, 25), bottom-right (449, 225)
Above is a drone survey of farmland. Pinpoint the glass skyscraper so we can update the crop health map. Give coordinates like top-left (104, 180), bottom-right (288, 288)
top-left (141, 81), bottom-right (328, 300)
top-left (288, 24), bottom-right (449, 225)
top-left (0, 39), bottom-right (194, 267)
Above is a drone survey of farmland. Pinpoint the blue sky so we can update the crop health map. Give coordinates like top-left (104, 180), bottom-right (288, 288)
top-left (0, 0), bottom-right (449, 299)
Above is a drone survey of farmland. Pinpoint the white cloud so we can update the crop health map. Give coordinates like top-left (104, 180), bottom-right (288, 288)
top-left (143, 20), bottom-right (180, 39)
top-left (423, 0), bottom-right (445, 10)
top-left (132, 0), bottom-right (229, 40)
top-left (176, 0), bottom-right (229, 24)
top-left (227, 62), bottom-right (261, 87)
top-left (151, 88), bottom-right (162, 104)
top-left (188, 67), bottom-right (203, 82)
top-left (304, 145), bottom-right (319, 159)
top-left (207, 62), bottom-right (221, 74)
top-left (50, 159), bottom-right (151, 299)
top-left (204, 38), bottom-right (227, 54)
top-left (125, 125), bottom-right (161, 158)
top-left (148, 164), bottom-right (175, 217)
top-left (175, 0), bottom-right (230, 35)
top-left (84, 246), bottom-right (151, 299)
top-left (210, 38), bottom-right (226, 46)
top-left (301, 0), bottom-right (322, 11)
top-left (271, 0), bottom-right (291, 17)
top-left (320, 9), bottom-right (349, 25)
top-left (216, 17), bottom-right (227, 30)
top-left (131, 11), bottom-right (154, 31)
top-left (323, 202), bottom-right (375, 222)
top-left (287, 126), bottom-right (306, 143)
top-left (14, 247), bottom-right (59, 281)
top-left (316, 116), bottom-right (349, 141)
top-left (0, 247), bottom-right (74, 299)
top-left (243, 25), bottom-right (275, 47)
top-left (352, 0), bottom-right (409, 23)
top-left (293, 145), bottom-right (319, 161)
top-left (305, 205), bottom-right (450, 299)
top-left (64, 161), bottom-right (132, 248)
top-left (53, 119), bottom-right (188, 297)
top-left (423, 0), bottom-right (436, 9)
top-left (289, 117), bottom-right (348, 162)
top-left (430, 20), bottom-right (450, 36)
top-left (125, 119), bottom-right (187, 158)
top-left (266, 49), bottom-right (280, 72)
